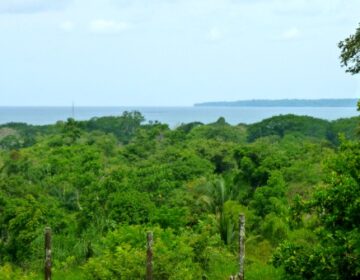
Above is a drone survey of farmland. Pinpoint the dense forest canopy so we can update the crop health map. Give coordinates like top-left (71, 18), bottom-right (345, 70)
top-left (0, 110), bottom-right (359, 280)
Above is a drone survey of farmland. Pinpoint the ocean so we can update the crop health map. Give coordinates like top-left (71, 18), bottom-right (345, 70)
top-left (0, 106), bottom-right (358, 127)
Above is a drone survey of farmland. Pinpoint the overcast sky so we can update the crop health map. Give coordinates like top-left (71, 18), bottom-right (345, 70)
top-left (0, 0), bottom-right (359, 106)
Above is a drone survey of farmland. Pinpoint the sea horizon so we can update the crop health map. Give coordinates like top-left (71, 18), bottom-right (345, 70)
top-left (0, 106), bottom-right (358, 127)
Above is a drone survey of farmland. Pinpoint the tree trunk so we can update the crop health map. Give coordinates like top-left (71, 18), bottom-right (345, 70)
top-left (238, 214), bottom-right (245, 280)
top-left (146, 232), bottom-right (153, 280)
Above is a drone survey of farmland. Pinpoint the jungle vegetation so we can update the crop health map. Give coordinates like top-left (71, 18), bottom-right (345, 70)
top-left (0, 111), bottom-right (359, 280)
top-left (0, 22), bottom-right (359, 280)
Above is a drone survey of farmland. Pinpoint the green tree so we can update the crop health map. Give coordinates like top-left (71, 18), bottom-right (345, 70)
top-left (84, 225), bottom-right (203, 279)
top-left (339, 23), bottom-right (360, 75)
top-left (191, 178), bottom-right (238, 245)
top-left (273, 140), bottom-right (360, 279)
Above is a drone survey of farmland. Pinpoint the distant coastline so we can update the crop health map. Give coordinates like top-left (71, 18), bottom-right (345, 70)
top-left (194, 99), bottom-right (358, 107)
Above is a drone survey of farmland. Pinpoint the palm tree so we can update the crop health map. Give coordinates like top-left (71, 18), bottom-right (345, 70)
top-left (192, 178), bottom-right (236, 245)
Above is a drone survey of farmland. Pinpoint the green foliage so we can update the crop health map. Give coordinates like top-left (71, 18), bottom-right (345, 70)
top-left (190, 178), bottom-right (238, 245)
top-left (152, 205), bottom-right (189, 230)
top-left (0, 111), bottom-right (357, 279)
top-left (188, 117), bottom-right (247, 143)
top-left (107, 191), bottom-right (155, 224)
top-left (247, 114), bottom-right (331, 142)
top-left (79, 111), bottom-right (144, 143)
top-left (273, 139), bottom-right (360, 279)
top-left (329, 116), bottom-right (360, 143)
top-left (339, 23), bottom-right (360, 74)
top-left (0, 263), bottom-right (35, 280)
top-left (0, 194), bottom-right (65, 265)
top-left (250, 171), bottom-right (287, 217)
top-left (84, 226), bottom-right (203, 279)
top-left (0, 134), bottom-right (23, 150)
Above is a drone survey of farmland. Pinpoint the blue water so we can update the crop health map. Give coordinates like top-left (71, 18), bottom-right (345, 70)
top-left (0, 107), bottom-right (358, 127)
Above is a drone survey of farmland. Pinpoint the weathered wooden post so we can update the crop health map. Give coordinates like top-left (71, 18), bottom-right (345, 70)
top-left (238, 214), bottom-right (245, 280)
top-left (44, 227), bottom-right (52, 280)
top-left (146, 232), bottom-right (153, 280)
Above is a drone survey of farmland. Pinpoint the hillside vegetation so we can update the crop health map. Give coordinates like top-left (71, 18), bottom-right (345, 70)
top-left (0, 112), bottom-right (359, 279)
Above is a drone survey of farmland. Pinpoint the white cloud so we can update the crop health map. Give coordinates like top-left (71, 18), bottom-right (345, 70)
top-left (208, 27), bottom-right (223, 42)
top-left (281, 27), bottom-right (300, 40)
top-left (89, 19), bottom-right (131, 34)
top-left (60, 21), bottom-right (75, 32)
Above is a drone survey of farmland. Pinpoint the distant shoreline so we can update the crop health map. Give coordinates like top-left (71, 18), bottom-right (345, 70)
top-left (0, 106), bottom-right (358, 126)
top-left (194, 99), bottom-right (358, 107)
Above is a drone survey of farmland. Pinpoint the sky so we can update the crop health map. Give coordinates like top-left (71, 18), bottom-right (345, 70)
top-left (0, 0), bottom-right (360, 106)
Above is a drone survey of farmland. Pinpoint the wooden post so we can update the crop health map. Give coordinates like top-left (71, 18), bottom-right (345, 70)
top-left (238, 214), bottom-right (245, 280)
top-left (146, 232), bottom-right (153, 280)
top-left (44, 227), bottom-right (52, 280)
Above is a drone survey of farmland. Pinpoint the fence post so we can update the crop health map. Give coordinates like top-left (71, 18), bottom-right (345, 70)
top-left (146, 232), bottom-right (153, 280)
top-left (238, 214), bottom-right (245, 280)
top-left (44, 227), bottom-right (52, 280)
